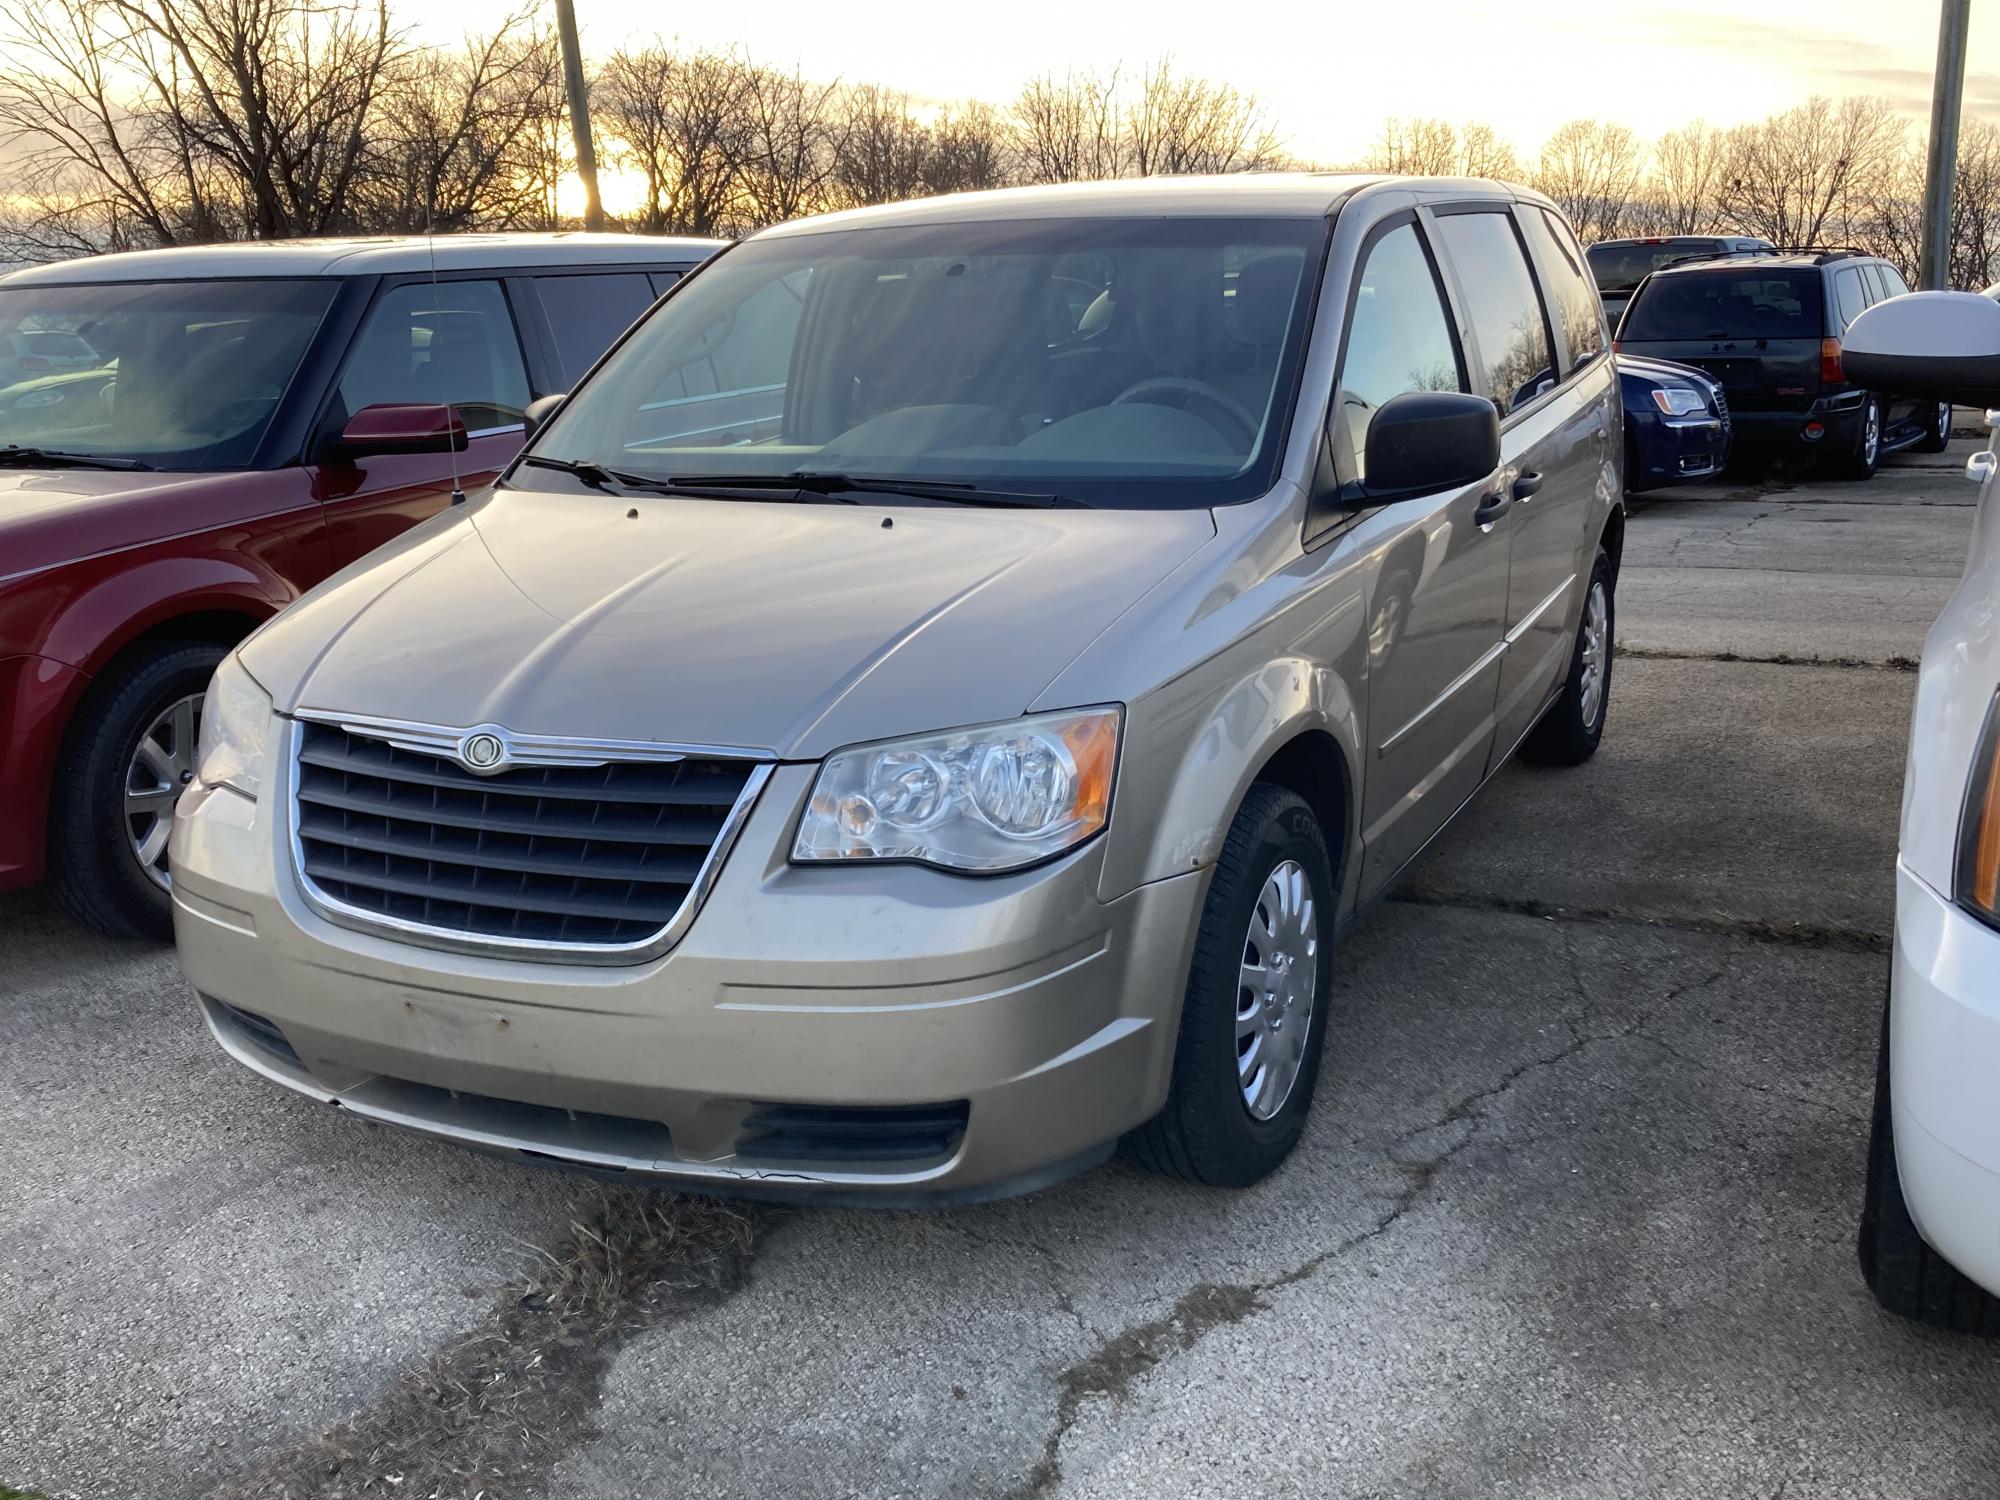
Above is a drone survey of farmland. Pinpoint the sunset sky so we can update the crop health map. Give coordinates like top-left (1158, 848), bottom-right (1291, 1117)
top-left (414, 0), bottom-right (2000, 164)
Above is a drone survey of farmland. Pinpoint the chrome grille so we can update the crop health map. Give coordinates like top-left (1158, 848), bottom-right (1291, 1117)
top-left (1712, 387), bottom-right (1730, 428)
top-left (290, 718), bottom-right (767, 960)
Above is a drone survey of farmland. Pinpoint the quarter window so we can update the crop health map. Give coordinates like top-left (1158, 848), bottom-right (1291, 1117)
top-left (1878, 263), bottom-right (1912, 298)
top-left (1434, 211), bottom-right (1556, 416)
top-left (1333, 221), bottom-right (1465, 482)
top-left (1834, 267), bottom-right (1869, 329)
top-left (336, 279), bottom-right (529, 433)
top-left (1521, 208), bottom-right (1605, 369)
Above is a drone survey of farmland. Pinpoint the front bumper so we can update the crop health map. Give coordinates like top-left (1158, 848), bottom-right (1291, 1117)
top-left (1891, 860), bottom-right (2000, 1296)
top-left (170, 757), bottom-right (1207, 1203)
top-left (1632, 413), bottom-right (1731, 487)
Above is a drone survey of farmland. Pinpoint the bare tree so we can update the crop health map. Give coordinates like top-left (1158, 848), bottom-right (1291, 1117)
top-left (1125, 58), bottom-right (1280, 176)
top-left (923, 103), bottom-right (1012, 196)
top-left (362, 12), bottom-right (566, 232)
top-left (1718, 95), bottom-right (1902, 247)
top-left (1366, 117), bottom-right (1518, 179)
top-left (1634, 121), bottom-right (1729, 235)
top-left (599, 44), bottom-right (749, 235)
top-left (830, 84), bottom-right (929, 207)
top-left (737, 63), bottom-right (838, 227)
top-left (1534, 119), bottom-right (1644, 242)
top-left (1012, 69), bottom-right (1122, 184)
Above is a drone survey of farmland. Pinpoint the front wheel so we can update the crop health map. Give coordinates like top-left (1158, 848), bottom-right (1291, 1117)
top-left (1858, 998), bottom-right (2000, 1335)
top-left (48, 639), bottom-right (225, 940)
top-left (1123, 784), bottom-right (1336, 1186)
top-left (1520, 548), bottom-right (1613, 767)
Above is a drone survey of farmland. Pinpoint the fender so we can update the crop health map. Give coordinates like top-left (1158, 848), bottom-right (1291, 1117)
top-left (29, 548), bottom-right (293, 673)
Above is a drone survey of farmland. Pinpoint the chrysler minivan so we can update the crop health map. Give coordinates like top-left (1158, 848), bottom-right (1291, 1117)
top-left (171, 175), bottom-right (1625, 1200)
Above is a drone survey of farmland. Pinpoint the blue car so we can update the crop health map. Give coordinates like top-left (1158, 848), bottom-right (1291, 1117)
top-left (1617, 354), bottom-right (1732, 492)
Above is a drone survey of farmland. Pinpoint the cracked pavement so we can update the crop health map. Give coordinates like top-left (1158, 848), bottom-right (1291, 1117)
top-left (7, 439), bottom-right (2000, 1498)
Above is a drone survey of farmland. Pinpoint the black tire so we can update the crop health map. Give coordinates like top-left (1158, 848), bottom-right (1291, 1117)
top-left (48, 639), bottom-right (225, 940)
top-left (1913, 399), bottom-right (1953, 455)
top-left (1520, 547), bottom-right (1614, 767)
top-left (1858, 997), bottom-right (2000, 1336)
top-left (1832, 396), bottom-right (1882, 480)
top-left (1123, 784), bottom-right (1336, 1186)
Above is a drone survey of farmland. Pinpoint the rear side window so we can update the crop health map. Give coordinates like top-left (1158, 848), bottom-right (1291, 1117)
top-left (1833, 267), bottom-right (1869, 329)
top-left (1519, 208), bottom-right (1605, 369)
top-left (1586, 240), bottom-right (1723, 292)
top-left (1332, 221), bottom-right (1464, 482)
top-left (533, 273), bottom-right (658, 388)
top-left (1621, 271), bottom-right (1826, 342)
top-left (1435, 211), bottom-right (1555, 415)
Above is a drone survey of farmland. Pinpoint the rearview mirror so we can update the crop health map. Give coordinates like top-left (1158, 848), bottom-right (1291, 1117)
top-left (1364, 391), bottom-right (1501, 499)
top-left (523, 392), bottom-right (566, 443)
top-left (1845, 291), bottom-right (2000, 407)
top-left (329, 402), bottom-right (467, 461)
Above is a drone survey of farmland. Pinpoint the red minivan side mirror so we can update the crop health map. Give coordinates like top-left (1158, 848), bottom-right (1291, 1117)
top-left (329, 402), bottom-right (469, 461)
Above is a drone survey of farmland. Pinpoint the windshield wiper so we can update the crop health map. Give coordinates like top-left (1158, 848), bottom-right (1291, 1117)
top-left (519, 454), bottom-right (854, 503)
top-left (0, 445), bottom-right (153, 471)
top-left (669, 471), bottom-right (1072, 509)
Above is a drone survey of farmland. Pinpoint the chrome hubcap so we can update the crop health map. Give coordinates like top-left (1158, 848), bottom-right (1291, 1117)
top-left (1580, 580), bottom-right (1609, 729)
top-left (1237, 859), bottom-right (1319, 1121)
top-left (1939, 402), bottom-right (1952, 437)
top-left (1864, 404), bottom-right (1880, 465)
top-left (126, 692), bottom-right (201, 891)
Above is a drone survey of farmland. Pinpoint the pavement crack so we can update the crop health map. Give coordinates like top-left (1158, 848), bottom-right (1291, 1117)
top-left (1616, 645), bottom-right (1919, 673)
top-left (1630, 1031), bottom-right (1865, 1123)
top-left (1390, 889), bottom-right (1889, 955)
top-left (207, 1190), bottom-right (765, 1500)
top-left (1009, 1024), bottom-right (1624, 1499)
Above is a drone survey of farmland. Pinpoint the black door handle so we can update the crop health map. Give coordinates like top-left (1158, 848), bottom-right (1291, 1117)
top-left (1513, 470), bottom-right (1544, 501)
top-left (1473, 489), bottom-right (1513, 529)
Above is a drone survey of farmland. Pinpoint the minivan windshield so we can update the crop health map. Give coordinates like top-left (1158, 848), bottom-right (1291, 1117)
top-left (0, 278), bottom-right (337, 470)
top-left (1620, 269), bottom-right (1825, 342)
top-left (525, 215), bottom-right (1328, 509)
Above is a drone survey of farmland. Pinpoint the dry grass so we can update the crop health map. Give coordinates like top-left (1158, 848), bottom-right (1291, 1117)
top-left (210, 1189), bottom-right (761, 1500)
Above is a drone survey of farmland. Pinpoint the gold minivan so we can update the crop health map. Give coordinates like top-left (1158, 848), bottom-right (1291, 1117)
top-left (173, 174), bottom-right (1623, 1202)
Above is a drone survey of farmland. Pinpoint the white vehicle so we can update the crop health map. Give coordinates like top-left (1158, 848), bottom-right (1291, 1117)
top-left (1845, 292), bottom-right (2000, 1335)
top-left (0, 327), bottom-right (99, 392)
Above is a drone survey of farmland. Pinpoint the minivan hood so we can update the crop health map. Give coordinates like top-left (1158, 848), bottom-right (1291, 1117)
top-left (245, 487), bottom-right (1217, 758)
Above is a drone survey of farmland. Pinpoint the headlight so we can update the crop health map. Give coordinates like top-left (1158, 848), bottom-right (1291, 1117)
top-left (195, 654), bottom-right (272, 798)
top-left (1651, 386), bottom-right (1708, 417)
top-left (1957, 690), bottom-right (2000, 928)
top-left (793, 707), bottom-right (1120, 872)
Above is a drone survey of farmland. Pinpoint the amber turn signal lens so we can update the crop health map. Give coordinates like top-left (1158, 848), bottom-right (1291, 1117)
top-left (1061, 711), bottom-right (1119, 833)
top-left (1958, 694), bottom-right (2000, 923)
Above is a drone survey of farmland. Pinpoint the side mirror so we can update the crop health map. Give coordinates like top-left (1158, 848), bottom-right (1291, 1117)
top-left (1845, 291), bottom-right (2000, 406)
top-left (1363, 390), bottom-right (1501, 499)
top-left (329, 402), bottom-right (468, 461)
top-left (523, 392), bottom-right (566, 443)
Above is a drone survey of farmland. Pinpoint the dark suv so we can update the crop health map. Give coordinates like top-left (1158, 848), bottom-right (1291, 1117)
top-left (1614, 248), bottom-right (1950, 478)
top-left (1586, 235), bottom-right (1774, 325)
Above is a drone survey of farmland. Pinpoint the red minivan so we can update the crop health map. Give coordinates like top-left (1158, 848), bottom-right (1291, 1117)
top-left (0, 233), bottom-right (720, 936)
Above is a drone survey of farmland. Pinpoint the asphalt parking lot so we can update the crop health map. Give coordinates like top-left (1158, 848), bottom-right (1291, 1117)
top-left (6, 438), bottom-right (2000, 1499)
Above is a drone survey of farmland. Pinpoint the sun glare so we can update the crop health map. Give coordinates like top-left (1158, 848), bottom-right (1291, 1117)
top-left (556, 165), bottom-right (655, 222)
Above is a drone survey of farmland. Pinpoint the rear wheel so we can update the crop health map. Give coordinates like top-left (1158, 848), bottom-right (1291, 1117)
top-left (1833, 396), bottom-right (1882, 480)
top-left (1859, 998), bottom-right (2000, 1335)
top-left (49, 639), bottom-right (224, 940)
top-left (1124, 784), bottom-right (1336, 1186)
top-left (1520, 548), bottom-right (1613, 767)
top-left (1913, 399), bottom-right (1953, 455)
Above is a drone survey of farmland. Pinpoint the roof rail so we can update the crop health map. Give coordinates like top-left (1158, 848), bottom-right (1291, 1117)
top-left (1655, 248), bottom-right (1780, 270)
top-left (1770, 245), bottom-right (1874, 260)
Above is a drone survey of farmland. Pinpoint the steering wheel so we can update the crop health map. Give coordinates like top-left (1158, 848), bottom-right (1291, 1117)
top-left (1111, 376), bottom-right (1259, 449)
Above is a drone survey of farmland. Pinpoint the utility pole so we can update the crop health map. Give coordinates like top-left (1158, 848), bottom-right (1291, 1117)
top-left (1919, 0), bottom-right (1973, 290)
top-left (553, 0), bottom-right (605, 232)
